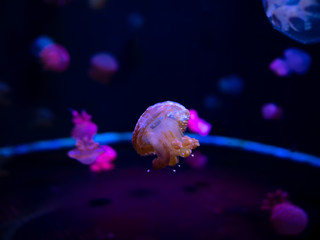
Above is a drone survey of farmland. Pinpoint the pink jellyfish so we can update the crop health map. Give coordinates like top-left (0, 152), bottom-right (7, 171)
top-left (90, 145), bottom-right (117, 172)
top-left (188, 109), bottom-right (212, 136)
top-left (89, 53), bottom-right (119, 84)
top-left (68, 110), bottom-right (104, 165)
top-left (262, 190), bottom-right (308, 236)
top-left (39, 43), bottom-right (70, 72)
top-left (261, 103), bottom-right (283, 120)
top-left (269, 48), bottom-right (311, 77)
top-left (70, 110), bottom-right (98, 141)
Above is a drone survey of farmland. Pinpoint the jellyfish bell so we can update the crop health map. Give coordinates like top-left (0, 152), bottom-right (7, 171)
top-left (89, 53), bottom-right (119, 84)
top-left (262, 0), bottom-right (320, 44)
top-left (261, 103), bottom-right (283, 120)
top-left (132, 101), bottom-right (200, 169)
top-left (283, 48), bottom-right (311, 74)
top-left (39, 43), bottom-right (70, 72)
top-left (262, 190), bottom-right (308, 236)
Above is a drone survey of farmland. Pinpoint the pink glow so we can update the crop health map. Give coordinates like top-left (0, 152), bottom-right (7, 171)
top-left (269, 58), bottom-right (290, 77)
top-left (269, 48), bottom-right (311, 77)
top-left (185, 151), bottom-right (208, 169)
top-left (188, 109), bottom-right (211, 136)
top-left (90, 145), bottom-right (117, 172)
top-left (261, 103), bottom-right (283, 120)
top-left (262, 190), bottom-right (308, 236)
top-left (89, 53), bottom-right (119, 84)
top-left (39, 43), bottom-right (70, 72)
top-left (68, 139), bottom-right (105, 165)
top-left (71, 110), bottom-right (98, 140)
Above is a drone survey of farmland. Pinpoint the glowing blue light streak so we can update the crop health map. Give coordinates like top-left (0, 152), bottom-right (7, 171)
top-left (0, 132), bottom-right (320, 167)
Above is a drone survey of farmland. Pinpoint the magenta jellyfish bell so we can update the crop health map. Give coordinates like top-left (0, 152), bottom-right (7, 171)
top-left (39, 43), bottom-right (70, 72)
top-left (89, 53), bottom-right (119, 84)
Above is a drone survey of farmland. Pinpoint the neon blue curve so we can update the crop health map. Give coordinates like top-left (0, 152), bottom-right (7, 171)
top-left (0, 132), bottom-right (319, 167)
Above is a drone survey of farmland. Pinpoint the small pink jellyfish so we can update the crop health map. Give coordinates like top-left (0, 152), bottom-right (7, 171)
top-left (90, 145), bottom-right (117, 172)
top-left (39, 43), bottom-right (70, 72)
top-left (89, 53), bottom-right (119, 84)
top-left (68, 138), bottom-right (105, 165)
top-left (262, 190), bottom-right (308, 236)
top-left (261, 103), bottom-right (283, 120)
top-left (70, 110), bottom-right (98, 140)
top-left (269, 48), bottom-right (311, 77)
top-left (185, 151), bottom-right (208, 169)
top-left (188, 109), bottom-right (212, 136)
top-left (68, 110), bottom-right (104, 165)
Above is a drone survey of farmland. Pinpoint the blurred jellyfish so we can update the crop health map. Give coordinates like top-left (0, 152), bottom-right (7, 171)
top-left (261, 103), bottom-right (283, 120)
top-left (90, 145), bottom-right (117, 172)
top-left (262, 189), bottom-right (308, 236)
top-left (132, 101), bottom-right (200, 169)
top-left (31, 36), bottom-right (70, 72)
top-left (88, 0), bottom-right (107, 9)
top-left (39, 44), bottom-right (70, 72)
top-left (188, 109), bottom-right (212, 136)
top-left (33, 107), bottom-right (54, 128)
top-left (0, 81), bottom-right (12, 106)
top-left (262, 0), bottom-right (320, 44)
top-left (68, 110), bottom-right (104, 165)
top-left (89, 53), bottom-right (119, 84)
top-left (217, 75), bottom-right (244, 95)
top-left (270, 48), bottom-right (311, 76)
top-left (70, 110), bottom-right (98, 141)
top-left (128, 12), bottom-right (145, 29)
top-left (203, 94), bottom-right (222, 110)
top-left (185, 151), bottom-right (208, 169)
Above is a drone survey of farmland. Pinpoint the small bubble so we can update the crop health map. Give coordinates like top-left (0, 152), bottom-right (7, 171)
top-left (173, 169), bottom-right (177, 173)
top-left (191, 154), bottom-right (194, 157)
top-left (178, 164), bottom-right (181, 168)
top-left (147, 169), bottom-right (150, 173)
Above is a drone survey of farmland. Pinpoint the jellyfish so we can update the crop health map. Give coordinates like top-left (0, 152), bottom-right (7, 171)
top-left (262, 189), bottom-right (308, 236)
top-left (67, 110), bottom-right (105, 165)
top-left (132, 101), bottom-right (200, 169)
top-left (188, 109), bottom-right (212, 136)
top-left (217, 75), bottom-right (244, 95)
top-left (30, 36), bottom-right (54, 57)
top-left (39, 43), bottom-right (70, 72)
top-left (262, 0), bottom-right (320, 44)
top-left (89, 53), bottom-right (119, 84)
top-left (90, 145), bottom-right (117, 172)
top-left (68, 138), bottom-right (105, 165)
top-left (70, 110), bottom-right (98, 140)
top-left (269, 48), bottom-right (311, 76)
top-left (261, 103), bottom-right (283, 120)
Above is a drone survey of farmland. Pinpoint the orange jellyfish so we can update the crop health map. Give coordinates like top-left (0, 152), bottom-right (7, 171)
top-left (132, 101), bottom-right (200, 169)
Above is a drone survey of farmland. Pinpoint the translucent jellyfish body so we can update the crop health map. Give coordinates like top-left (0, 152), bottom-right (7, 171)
top-left (261, 103), bottom-right (283, 120)
top-left (270, 48), bottom-right (311, 76)
top-left (262, 0), bottom-right (320, 44)
top-left (89, 53), bottom-right (119, 84)
top-left (31, 36), bottom-right (70, 72)
top-left (40, 44), bottom-right (70, 72)
top-left (132, 101), bottom-right (200, 169)
top-left (90, 145), bottom-right (117, 172)
top-left (68, 110), bottom-right (104, 165)
top-left (262, 190), bottom-right (308, 236)
top-left (188, 109), bottom-right (212, 136)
